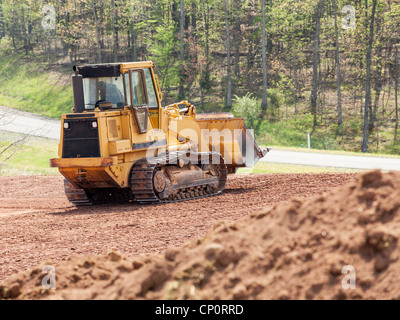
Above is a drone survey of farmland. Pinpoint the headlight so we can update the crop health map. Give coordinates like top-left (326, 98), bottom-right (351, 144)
top-left (63, 122), bottom-right (70, 129)
top-left (91, 121), bottom-right (98, 128)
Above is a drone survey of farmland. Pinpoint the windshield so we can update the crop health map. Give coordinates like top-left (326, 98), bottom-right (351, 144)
top-left (83, 76), bottom-right (126, 110)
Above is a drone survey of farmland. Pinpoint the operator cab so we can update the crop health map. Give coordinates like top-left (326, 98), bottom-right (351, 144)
top-left (72, 62), bottom-right (161, 133)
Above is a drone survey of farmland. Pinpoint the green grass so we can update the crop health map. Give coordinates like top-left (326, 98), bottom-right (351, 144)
top-left (0, 54), bottom-right (73, 118)
top-left (264, 146), bottom-right (400, 159)
top-left (230, 91), bottom-right (399, 156)
top-left (254, 115), bottom-right (400, 157)
top-left (0, 131), bottom-right (58, 175)
top-left (237, 161), bottom-right (362, 174)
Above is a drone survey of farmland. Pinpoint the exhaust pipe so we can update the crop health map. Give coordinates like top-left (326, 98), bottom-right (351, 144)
top-left (72, 66), bottom-right (85, 113)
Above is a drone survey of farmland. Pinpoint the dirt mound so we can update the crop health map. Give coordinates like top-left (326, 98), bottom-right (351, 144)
top-left (0, 173), bottom-right (354, 281)
top-left (2, 170), bottom-right (400, 300)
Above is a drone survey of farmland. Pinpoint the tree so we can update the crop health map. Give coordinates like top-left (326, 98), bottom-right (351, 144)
top-left (92, 0), bottom-right (102, 63)
top-left (261, 0), bottom-right (268, 114)
top-left (111, 0), bottom-right (118, 62)
top-left (395, 46), bottom-right (399, 140)
top-left (0, 0), bottom-right (4, 39)
top-left (224, 0), bottom-right (232, 109)
top-left (178, 0), bottom-right (185, 100)
top-left (334, 0), bottom-right (342, 125)
top-left (310, 0), bottom-right (324, 129)
top-left (362, 0), bottom-right (378, 153)
top-left (232, 0), bottom-right (242, 91)
top-left (197, 0), bottom-right (214, 109)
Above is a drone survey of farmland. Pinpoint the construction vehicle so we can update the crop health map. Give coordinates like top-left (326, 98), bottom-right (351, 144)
top-left (50, 61), bottom-right (269, 206)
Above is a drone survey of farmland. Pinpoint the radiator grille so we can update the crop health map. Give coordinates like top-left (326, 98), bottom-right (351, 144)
top-left (62, 119), bottom-right (100, 158)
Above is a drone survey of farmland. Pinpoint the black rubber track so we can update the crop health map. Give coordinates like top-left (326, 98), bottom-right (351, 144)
top-left (130, 152), bottom-right (228, 204)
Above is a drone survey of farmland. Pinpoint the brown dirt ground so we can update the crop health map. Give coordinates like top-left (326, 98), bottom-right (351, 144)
top-left (0, 173), bottom-right (355, 283)
top-left (0, 172), bottom-right (365, 299)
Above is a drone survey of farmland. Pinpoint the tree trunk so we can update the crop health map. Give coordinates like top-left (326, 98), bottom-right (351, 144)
top-left (294, 67), bottom-right (299, 114)
top-left (178, 0), bottom-right (185, 100)
top-left (261, 0), bottom-right (268, 113)
top-left (246, 40), bottom-right (253, 90)
top-left (395, 47), bottom-right (399, 140)
top-left (234, 12), bottom-right (240, 90)
top-left (310, 0), bottom-right (323, 129)
top-left (111, 0), bottom-right (118, 62)
top-left (245, 1), bottom-right (255, 92)
top-left (370, 16), bottom-right (382, 131)
top-left (0, 0), bottom-right (4, 39)
top-left (372, 72), bottom-right (382, 130)
top-left (191, 2), bottom-right (197, 30)
top-left (21, 6), bottom-right (28, 55)
top-left (92, 0), bottom-right (102, 63)
top-left (200, 5), bottom-right (211, 109)
top-left (131, 21), bottom-right (137, 61)
top-left (334, 0), bottom-right (342, 125)
top-left (11, 19), bottom-right (16, 49)
top-left (362, 0), bottom-right (377, 153)
top-left (224, 0), bottom-right (232, 108)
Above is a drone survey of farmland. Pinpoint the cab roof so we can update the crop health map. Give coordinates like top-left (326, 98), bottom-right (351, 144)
top-left (76, 61), bottom-right (154, 78)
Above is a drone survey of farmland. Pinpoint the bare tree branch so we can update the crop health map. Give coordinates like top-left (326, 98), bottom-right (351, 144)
top-left (0, 107), bottom-right (30, 171)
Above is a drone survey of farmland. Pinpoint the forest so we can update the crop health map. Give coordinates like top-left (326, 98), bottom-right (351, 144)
top-left (0, 0), bottom-right (399, 154)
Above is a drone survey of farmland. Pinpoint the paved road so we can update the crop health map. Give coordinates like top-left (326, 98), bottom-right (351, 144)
top-left (0, 106), bottom-right (60, 140)
top-left (261, 149), bottom-right (400, 171)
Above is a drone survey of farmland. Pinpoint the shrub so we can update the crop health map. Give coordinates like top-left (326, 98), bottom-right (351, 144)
top-left (0, 36), bottom-right (13, 53)
top-left (232, 93), bottom-right (261, 129)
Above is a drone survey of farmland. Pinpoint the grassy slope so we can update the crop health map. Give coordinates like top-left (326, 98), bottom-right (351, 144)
top-left (0, 131), bottom-right (58, 176)
top-left (0, 54), bottom-right (73, 118)
top-left (252, 92), bottom-right (400, 156)
top-left (256, 116), bottom-right (400, 156)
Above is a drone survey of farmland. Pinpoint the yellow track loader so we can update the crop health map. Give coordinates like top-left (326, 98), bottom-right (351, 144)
top-left (50, 61), bottom-right (269, 205)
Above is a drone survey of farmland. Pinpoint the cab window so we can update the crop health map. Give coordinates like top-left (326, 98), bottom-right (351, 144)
top-left (144, 68), bottom-right (158, 109)
top-left (83, 76), bottom-right (125, 109)
top-left (131, 71), bottom-right (147, 107)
